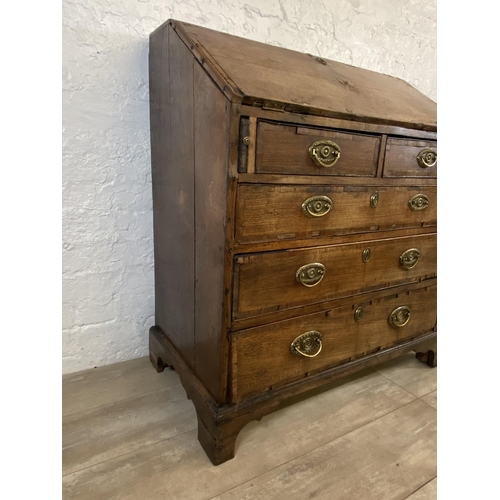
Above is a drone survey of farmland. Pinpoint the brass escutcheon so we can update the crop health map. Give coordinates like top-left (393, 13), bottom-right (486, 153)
top-left (301, 195), bottom-right (333, 217)
top-left (308, 140), bottom-right (341, 168)
top-left (242, 136), bottom-right (251, 145)
top-left (416, 148), bottom-right (437, 168)
top-left (354, 307), bottom-right (364, 322)
top-left (362, 248), bottom-right (371, 263)
top-left (290, 330), bottom-right (323, 357)
top-left (408, 194), bottom-right (429, 211)
top-left (388, 306), bottom-right (411, 327)
top-left (370, 191), bottom-right (379, 208)
top-left (296, 263), bottom-right (326, 287)
top-left (400, 248), bottom-right (421, 269)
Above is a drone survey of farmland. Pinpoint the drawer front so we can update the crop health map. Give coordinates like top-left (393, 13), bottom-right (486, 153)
top-left (255, 121), bottom-right (380, 176)
top-left (384, 138), bottom-right (437, 178)
top-left (236, 184), bottom-right (437, 244)
top-left (231, 283), bottom-right (437, 402)
top-left (233, 234), bottom-right (436, 320)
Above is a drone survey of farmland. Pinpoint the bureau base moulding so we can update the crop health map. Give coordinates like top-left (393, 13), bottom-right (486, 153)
top-left (149, 325), bottom-right (436, 465)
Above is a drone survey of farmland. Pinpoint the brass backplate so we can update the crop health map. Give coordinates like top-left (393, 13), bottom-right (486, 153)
top-left (290, 330), bottom-right (323, 357)
top-left (296, 263), bottom-right (326, 287)
top-left (308, 140), bottom-right (341, 168)
top-left (408, 194), bottom-right (429, 211)
top-left (416, 148), bottom-right (437, 168)
top-left (301, 195), bottom-right (333, 218)
top-left (400, 248), bottom-right (421, 269)
top-left (388, 306), bottom-right (411, 327)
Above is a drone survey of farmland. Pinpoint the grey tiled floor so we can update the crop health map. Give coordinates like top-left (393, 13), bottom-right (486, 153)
top-left (63, 352), bottom-right (437, 500)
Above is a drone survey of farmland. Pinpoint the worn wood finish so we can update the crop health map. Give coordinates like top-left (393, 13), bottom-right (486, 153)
top-left (149, 19), bottom-right (437, 465)
top-left (234, 225), bottom-right (437, 256)
top-left (234, 234), bottom-right (436, 319)
top-left (241, 105), bottom-right (437, 140)
top-left (246, 116), bottom-right (257, 174)
top-left (239, 173), bottom-right (437, 187)
top-left (150, 24), bottom-right (195, 368)
top-left (232, 278), bottom-right (436, 331)
top-left (255, 121), bottom-right (380, 176)
top-left (237, 117), bottom-right (249, 173)
top-left (193, 60), bottom-right (230, 402)
top-left (236, 184), bottom-right (437, 244)
top-left (172, 21), bottom-right (437, 131)
top-left (149, 325), bottom-right (436, 466)
top-left (232, 283), bottom-right (436, 401)
top-left (384, 138), bottom-right (438, 178)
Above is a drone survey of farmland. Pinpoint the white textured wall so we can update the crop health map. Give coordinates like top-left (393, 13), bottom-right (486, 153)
top-left (62, 0), bottom-right (436, 374)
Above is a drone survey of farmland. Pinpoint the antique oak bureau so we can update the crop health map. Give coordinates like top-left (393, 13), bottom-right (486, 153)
top-left (148, 19), bottom-right (437, 465)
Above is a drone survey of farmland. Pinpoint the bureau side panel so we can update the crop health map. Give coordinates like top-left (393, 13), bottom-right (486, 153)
top-left (150, 25), bottom-right (195, 367)
top-left (193, 61), bottom-right (230, 402)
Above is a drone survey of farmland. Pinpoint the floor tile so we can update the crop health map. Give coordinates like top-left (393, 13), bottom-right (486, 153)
top-left (63, 369), bottom-right (416, 500)
top-left (375, 352), bottom-right (437, 398)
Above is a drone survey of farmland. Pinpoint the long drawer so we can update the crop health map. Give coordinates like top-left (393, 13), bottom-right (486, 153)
top-left (233, 233), bottom-right (436, 320)
top-left (236, 184), bottom-right (437, 244)
top-left (231, 283), bottom-right (437, 402)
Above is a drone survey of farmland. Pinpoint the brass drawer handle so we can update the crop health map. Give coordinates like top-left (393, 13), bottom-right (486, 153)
top-left (408, 194), bottom-right (429, 211)
top-left (370, 191), bottom-right (379, 208)
top-left (301, 195), bottom-right (333, 217)
top-left (388, 306), bottom-right (411, 327)
top-left (308, 140), bottom-right (341, 168)
top-left (416, 148), bottom-right (437, 168)
top-left (400, 248), bottom-right (421, 269)
top-left (296, 263), bottom-right (326, 287)
top-left (290, 331), bottom-right (323, 357)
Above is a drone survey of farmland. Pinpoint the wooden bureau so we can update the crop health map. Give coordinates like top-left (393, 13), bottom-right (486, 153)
top-left (148, 19), bottom-right (437, 465)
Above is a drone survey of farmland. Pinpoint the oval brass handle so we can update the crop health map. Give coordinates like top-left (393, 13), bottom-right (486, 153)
top-left (296, 263), bottom-right (326, 287)
top-left (302, 195), bottom-right (333, 217)
top-left (388, 306), bottom-right (411, 327)
top-left (370, 191), bottom-right (379, 208)
top-left (308, 140), bottom-right (341, 168)
top-left (290, 331), bottom-right (323, 357)
top-left (400, 248), bottom-right (421, 269)
top-left (416, 148), bottom-right (437, 168)
top-left (408, 194), bottom-right (429, 211)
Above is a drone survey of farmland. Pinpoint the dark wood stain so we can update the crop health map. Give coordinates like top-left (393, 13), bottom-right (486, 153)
top-left (148, 19), bottom-right (437, 466)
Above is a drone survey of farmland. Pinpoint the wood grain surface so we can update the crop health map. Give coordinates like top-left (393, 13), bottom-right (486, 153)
top-left (234, 234), bottom-right (436, 319)
top-left (232, 283), bottom-right (436, 401)
top-left (173, 20), bottom-right (437, 130)
top-left (236, 184), bottom-right (437, 244)
top-left (384, 138), bottom-right (437, 178)
top-left (255, 121), bottom-right (380, 176)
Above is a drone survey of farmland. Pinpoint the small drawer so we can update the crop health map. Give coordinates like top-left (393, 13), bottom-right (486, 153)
top-left (233, 234), bottom-right (436, 320)
top-left (383, 138), bottom-right (437, 178)
top-left (255, 121), bottom-right (380, 176)
top-left (231, 283), bottom-right (437, 402)
top-left (236, 184), bottom-right (437, 244)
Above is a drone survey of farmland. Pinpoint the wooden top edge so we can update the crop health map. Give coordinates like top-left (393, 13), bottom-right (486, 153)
top-left (154, 19), bottom-right (436, 132)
